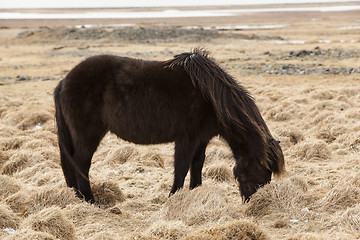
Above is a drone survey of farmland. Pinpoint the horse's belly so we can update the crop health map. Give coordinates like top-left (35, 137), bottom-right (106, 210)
top-left (103, 81), bottom-right (212, 145)
top-left (105, 104), bottom-right (181, 144)
top-left (115, 119), bottom-right (177, 144)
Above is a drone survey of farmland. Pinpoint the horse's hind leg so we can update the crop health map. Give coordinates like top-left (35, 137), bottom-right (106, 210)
top-left (189, 142), bottom-right (208, 189)
top-left (72, 127), bottom-right (107, 203)
top-left (170, 138), bottom-right (198, 195)
top-left (60, 150), bottom-right (77, 189)
top-left (72, 147), bottom-right (96, 202)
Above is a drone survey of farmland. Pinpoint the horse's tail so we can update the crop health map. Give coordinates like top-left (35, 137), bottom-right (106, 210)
top-left (167, 48), bottom-right (285, 175)
top-left (54, 81), bottom-right (88, 184)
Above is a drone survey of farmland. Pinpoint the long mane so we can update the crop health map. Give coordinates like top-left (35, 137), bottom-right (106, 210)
top-left (167, 48), bottom-right (285, 174)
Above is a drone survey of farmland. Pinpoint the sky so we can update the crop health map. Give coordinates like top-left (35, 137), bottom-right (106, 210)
top-left (1, 0), bottom-right (360, 8)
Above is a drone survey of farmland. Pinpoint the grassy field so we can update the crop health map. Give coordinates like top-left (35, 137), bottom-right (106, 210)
top-left (1, 4), bottom-right (360, 239)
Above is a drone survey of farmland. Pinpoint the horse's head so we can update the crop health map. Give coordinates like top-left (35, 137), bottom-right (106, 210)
top-left (233, 137), bottom-right (285, 202)
top-left (233, 158), bottom-right (272, 202)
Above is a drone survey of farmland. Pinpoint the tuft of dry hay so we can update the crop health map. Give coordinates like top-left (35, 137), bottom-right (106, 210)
top-left (21, 206), bottom-right (77, 240)
top-left (266, 106), bottom-right (293, 122)
top-left (264, 99), bottom-right (306, 122)
top-left (310, 90), bottom-right (336, 100)
top-left (15, 109), bottom-right (53, 131)
top-left (0, 150), bottom-right (10, 167)
top-left (288, 131), bottom-right (305, 145)
top-left (0, 123), bottom-right (19, 137)
top-left (343, 131), bottom-right (360, 153)
top-left (29, 131), bottom-right (58, 147)
top-left (12, 161), bottom-right (61, 186)
top-left (289, 177), bottom-right (308, 192)
top-left (124, 233), bottom-right (158, 240)
top-left (3, 229), bottom-right (57, 240)
top-left (87, 230), bottom-right (128, 240)
top-left (205, 145), bottom-right (234, 164)
top-left (287, 233), bottom-right (329, 240)
top-left (1, 150), bottom-right (42, 175)
top-left (319, 186), bottom-right (360, 213)
top-left (105, 144), bottom-right (141, 164)
top-left (141, 152), bottom-right (165, 168)
top-left (64, 202), bottom-right (108, 226)
top-left (92, 181), bottom-right (126, 207)
top-left (245, 178), bottom-right (309, 218)
top-left (22, 185), bottom-right (80, 216)
top-left (0, 136), bottom-right (28, 151)
top-left (108, 204), bottom-right (123, 215)
top-left (316, 176), bottom-right (360, 213)
top-left (205, 163), bottom-right (233, 182)
top-left (185, 220), bottom-right (269, 240)
top-left (277, 128), bottom-right (305, 147)
top-left (291, 139), bottom-right (331, 161)
top-left (35, 147), bottom-right (60, 163)
top-left (21, 139), bottom-right (54, 150)
top-left (332, 204), bottom-right (360, 233)
top-left (162, 185), bottom-right (237, 226)
top-left (146, 220), bottom-right (188, 240)
top-left (272, 219), bottom-right (289, 228)
top-left (315, 124), bottom-right (347, 144)
top-left (0, 204), bottom-right (21, 229)
top-left (2, 191), bottom-right (28, 214)
top-left (0, 174), bottom-right (21, 199)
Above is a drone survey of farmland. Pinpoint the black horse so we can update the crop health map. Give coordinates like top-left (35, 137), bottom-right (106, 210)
top-left (54, 48), bottom-right (284, 203)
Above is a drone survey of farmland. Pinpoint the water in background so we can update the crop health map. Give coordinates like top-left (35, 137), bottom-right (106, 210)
top-left (2, 0), bottom-right (360, 9)
top-left (1, 5), bottom-right (360, 19)
top-left (1, 0), bottom-right (359, 19)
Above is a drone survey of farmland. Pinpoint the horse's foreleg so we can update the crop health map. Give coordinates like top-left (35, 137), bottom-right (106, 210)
top-left (169, 138), bottom-right (197, 195)
top-left (189, 142), bottom-right (208, 189)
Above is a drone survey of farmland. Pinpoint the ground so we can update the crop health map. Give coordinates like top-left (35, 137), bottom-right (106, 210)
top-left (1, 4), bottom-right (360, 240)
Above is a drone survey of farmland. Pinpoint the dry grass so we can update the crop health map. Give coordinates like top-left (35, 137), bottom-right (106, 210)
top-left (3, 229), bottom-right (57, 240)
top-left (105, 144), bottom-right (141, 164)
top-left (205, 163), bottom-right (233, 182)
top-left (245, 178), bottom-right (309, 218)
top-left (0, 175), bottom-right (21, 199)
top-left (21, 206), bottom-right (77, 240)
top-left (185, 220), bottom-right (269, 240)
top-left (291, 139), bottom-right (332, 161)
top-left (162, 185), bottom-right (241, 226)
top-left (146, 220), bottom-right (188, 240)
top-left (1, 150), bottom-right (42, 175)
top-left (21, 185), bottom-right (81, 216)
top-left (92, 181), bottom-right (126, 207)
top-left (1, 7), bottom-right (360, 239)
top-left (316, 175), bottom-right (360, 213)
top-left (332, 204), bottom-right (360, 235)
top-left (0, 204), bottom-right (20, 229)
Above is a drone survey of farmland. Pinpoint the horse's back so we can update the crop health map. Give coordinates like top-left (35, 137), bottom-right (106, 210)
top-left (60, 54), bottom-right (217, 145)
